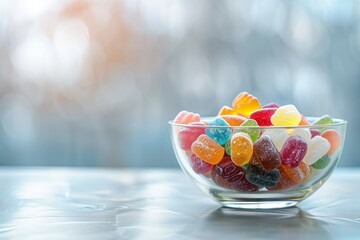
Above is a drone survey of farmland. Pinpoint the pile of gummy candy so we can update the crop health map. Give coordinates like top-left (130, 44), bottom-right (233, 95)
top-left (173, 92), bottom-right (341, 192)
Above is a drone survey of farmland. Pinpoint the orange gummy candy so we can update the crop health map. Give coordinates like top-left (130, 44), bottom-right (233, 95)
top-left (299, 115), bottom-right (311, 126)
top-left (218, 106), bottom-right (238, 116)
top-left (283, 161), bottom-right (310, 183)
top-left (232, 92), bottom-right (261, 117)
top-left (230, 132), bottom-right (253, 166)
top-left (321, 130), bottom-right (340, 155)
top-left (174, 110), bottom-right (201, 124)
top-left (220, 115), bottom-right (247, 126)
top-left (191, 135), bottom-right (224, 164)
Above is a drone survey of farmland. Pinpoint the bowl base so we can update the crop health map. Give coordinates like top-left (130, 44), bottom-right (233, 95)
top-left (220, 201), bottom-right (298, 209)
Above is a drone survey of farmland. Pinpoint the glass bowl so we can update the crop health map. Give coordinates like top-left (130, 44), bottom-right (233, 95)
top-left (169, 117), bottom-right (347, 209)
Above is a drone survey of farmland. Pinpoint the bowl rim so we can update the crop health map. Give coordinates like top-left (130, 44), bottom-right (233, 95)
top-left (168, 116), bottom-right (347, 129)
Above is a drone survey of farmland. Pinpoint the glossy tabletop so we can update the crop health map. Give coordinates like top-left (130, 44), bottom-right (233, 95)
top-left (0, 167), bottom-right (359, 239)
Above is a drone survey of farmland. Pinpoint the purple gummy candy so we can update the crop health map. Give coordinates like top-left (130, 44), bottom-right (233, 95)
top-left (280, 135), bottom-right (308, 168)
top-left (215, 157), bottom-right (245, 183)
top-left (190, 154), bottom-right (213, 174)
top-left (310, 129), bottom-right (321, 138)
top-left (253, 135), bottom-right (281, 170)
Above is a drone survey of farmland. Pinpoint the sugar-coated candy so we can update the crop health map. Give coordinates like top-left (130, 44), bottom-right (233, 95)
top-left (220, 115), bottom-right (247, 126)
top-left (290, 128), bottom-right (311, 142)
top-left (249, 155), bottom-right (260, 165)
top-left (174, 110), bottom-right (201, 124)
top-left (235, 119), bottom-right (261, 142)
top-left (268, 166), bottom-right (298, 191)
top-left (211, 167), bottom-right (232, 189)
top-left (206, 117), bottom-right (232, 145)
top-left (218, 106), bottom-right (237, 116)
top-left (224, 140), bottom-right (231, 155)
top-left (280, 136), bottom-right (308, 168)
top-left (311, 154), bottom-right (330, 169)
top-left (282, 161), bottom-right (310, 183)
top-left (261, 129), bottom-right (289, 152)
top-left (245, 164), bottom-right (280, 187)
top-left (310, 129), bottom-right (321, 138)
top-left (249, 108), bottom-right (277, 126)
top-left (312, 115), bottom-right (333, 125)
top-left (303, 136), bottom-right (330, 165)
top-left (271, 105), bottom-right (302, 127)
top-left (190, 154), bottom-right (213, 174)
top-left (178, 122), bottom-right (206, 151)
top-left (191, 134), bottom-right (224, 164)
top-left (299, 115), bottom-right (311, 126)
top-left (215, 156), bottom-right (245, 182)
top-left (321, 130), bottom-right (340, 155)
top-left (230, 132), bottom-right (253, 166)
top-left (232, 92), bottom-right (262, 117)
top-left (262, 103), bottom-right (280, 109)
top-left (253, 135), bottom-right (281, 171)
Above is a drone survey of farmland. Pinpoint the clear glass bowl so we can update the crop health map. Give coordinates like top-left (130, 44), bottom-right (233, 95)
top-left (169, 117), bottom-right (347, 209)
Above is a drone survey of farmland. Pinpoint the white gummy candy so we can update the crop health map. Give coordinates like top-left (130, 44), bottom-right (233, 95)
top-left (303, 136), bottom-right (330, 165)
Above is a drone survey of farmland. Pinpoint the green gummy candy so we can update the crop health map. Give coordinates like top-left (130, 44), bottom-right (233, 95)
top-left (311, 154), bottom-right (330, 169)
top-left (224, 140), bottom-right (231, 156)
top-left (241, 163), bottom-right (249, 170)
top-left (312, 115), bottom-right (334, 125)
top-left (235, 119), bottom-right (261, 142)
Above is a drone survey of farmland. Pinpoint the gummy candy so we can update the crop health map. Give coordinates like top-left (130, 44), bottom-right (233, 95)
top-left (206, 117), bottom-right (232, 145)
top-left (230, 132), bottom-right (253, 166)
top-left (249, 108), bottom-right (277, 126)
top-left (270, 105), bottom-right (302, 127)
top-left (218, 106), bottom-right (237, 116)
top-left (235, 119), bottom-right (261, 142)
top-left (303, 136), bottom-right (330, 165)
top-left (178, 122), bottom-right (206, 151)
top-left (321, 130), bottom-right (340, 155)
top-left (174, 110), bottom-right (200, 124)
top-left (245, 164), bottom-right (280, 187)
top-left (190, 154), bottom-right (213, 174)
top-left (262, 103), bottom-right (280, 109)
top-left (268, 166), bottom-right (298, 191)
top-left (282, 161), bottom-right (310, 183)
top-left (191, 134), bottom-right (224, 164)
top-left (310, 129), bottom-right (321, 138)
top-left (224, 140), bottom-right (231, 156)
top-left (280, 136), bottom-right (308, 168)
top-left (311, 154), bottom-right (330, 169)
top-left (253, 135), bottom-right (281, 171)
top-left (312, 115), bottom-right (333, 125)
top-left (261, 129), bottom-right (289, 152)
top-left (232, 92), bottom-right (262, 117)
top-left (290, 128), bottom-right (311, 143)
top-left (220, 115), bottom-right (247, 126)
top-left (215, 156), bottom-right (245, 182)
top-left (299, 115), bottom-right (311, 126)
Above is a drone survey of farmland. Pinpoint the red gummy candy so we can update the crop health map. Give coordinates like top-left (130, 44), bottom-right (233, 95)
top-left (250, 108), bottom-right (277, 126)
top-left (262, 103), bottom-right (280, 109)
top-left (310, 129), bottom-right (321, 138)
top-left (190, 154), bottom-right (213, 174)
top-left (280, 136), bottom-right (308, 168)
top-left (177, 122), bottom-right (206, 151)
top-left (215, 156), bottom-right (245, 183)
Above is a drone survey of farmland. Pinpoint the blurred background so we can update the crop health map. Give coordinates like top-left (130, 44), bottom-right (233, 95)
top-left (0, 0), bottom-right (358, 167)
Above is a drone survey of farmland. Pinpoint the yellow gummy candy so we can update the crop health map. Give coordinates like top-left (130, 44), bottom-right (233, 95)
top-left (270, 104), bottom-right (301, 127)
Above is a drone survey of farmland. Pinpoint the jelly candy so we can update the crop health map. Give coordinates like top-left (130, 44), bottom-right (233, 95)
top-left (224, 140), bottom-right (231, 156)
top-left (270, 105), bottom-right (302, 127)
top-left (218, 106), bottom-right (237, 116)
top-left (280, 135), bottom-right (308, 168)
top-left (268, 166), bottom-right (298, 191)
top-left (249, 155), bottom-right (260, 165)
top-left (232, 177), bottom-right (260, 192)
top-left (282, 161), bottom-right (310, 183)
top-left (235, 119), bottom-right (261, 142)
top-left (312, 115), bottom-right (333, 125)
top-left (310, 129), bottom-right (321, 138)
top-left (290, 128), bottom-right (311, 143)
top-left (174, 110), bottom-right (200, 124)
top-left (303, 136), bottom-right (330, 165)
top-left (220, 115), bottom-right (247, 126)
top-left (262, 103), bottom-right (280, 109)
top-left (191, 134), bottom-right (225, 164)
top-left (215, 156), bottom-right (245, 182)
top-left (253, 135), bottom-right (281, 171)
top-left (245, 165), bottom-right (280, 187)
top-left (249, 108), bottom-right (277, 126)
top-left (178, 122), bottom-right (206, 151)
top-left (311, 154), bottom-right (330, 169)
top-left (261, 129), bottom-right (289, 151)
top-left (299, 115), bottom-right (311, 126)
top-left (206, 117), bottom-right (232, 145)
top-left (211, 166), bottom-right (232, 189)
top-left (230, 132), bottom-right (253, 166)
top-left (232, 92), bottom-right (261, 117)
top-left (321, 130), bottom-right (340, 155)
top-left (190, 154), bottom-right (213, 174)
